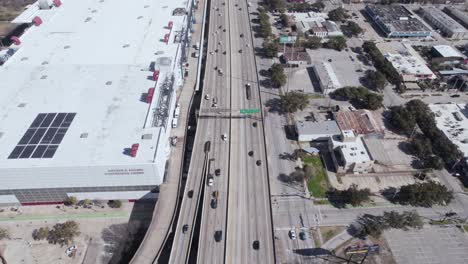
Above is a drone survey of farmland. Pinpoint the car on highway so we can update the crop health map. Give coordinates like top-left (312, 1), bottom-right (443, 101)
top-left (289, 229), bottom-right (297, 240)
top-left (207, 175), bottom-right (214, 186)
top-left (187, 190), bottom-right (193, 198)
top-left (214, 230), bottom-right (223, 242)
top-left (205, 94), bottom-right (210, 100)
top-left (299, 231), bottom-right (308, 240)
top-left (253, 240), bottom-right (260, 250)
top-left (248, 150), bottom-right (254, 157)
top-left (211, 198), bottom-right (218, 209)
top-left (239, 49), bottom-right (242, 53)
top-left (182, 224), bottom-right (189, 233)
top-left (213, 190), bottom-right (219, 199)
top-left (221, 134), bottom-right (228, 141)
top-left (171, 136), bottom-right (178, 146)
top-left (212, 97), bottom-right (218, 107)
top-left (218, 69), bottom-right (223, 75)
top-left (215, 168), bottom-right (221, 176)
top-left (451, 94), bottom-right (461, 98)
top-left (252, 122), bottom-right (257, 127)
top-left (256, 160), bottom-right (262, 166)
top-left (240, 33), bottom-right (244, 38)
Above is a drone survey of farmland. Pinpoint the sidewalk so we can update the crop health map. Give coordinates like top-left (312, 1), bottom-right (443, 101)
top-left (129, 0), bottom-right (206, 262)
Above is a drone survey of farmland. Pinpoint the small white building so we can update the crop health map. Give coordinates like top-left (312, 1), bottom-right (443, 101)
top-left (385, 50), bottom-right (436, 80)
top-left (296, 120), bottom-right (341, 142)
top-left (313, 62), bottom-right (342, 95)
top-left (329, 130), bottom-right (374, 174)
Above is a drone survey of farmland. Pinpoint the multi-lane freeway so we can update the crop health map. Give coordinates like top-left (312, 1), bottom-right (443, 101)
top-left (168, 0), bottom-right (275, 263)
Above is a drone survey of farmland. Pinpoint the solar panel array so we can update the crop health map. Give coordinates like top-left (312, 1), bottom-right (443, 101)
top-left (8, 113), bottom-right (76, 159)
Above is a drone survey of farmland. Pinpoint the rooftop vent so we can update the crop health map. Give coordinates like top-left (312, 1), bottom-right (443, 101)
top-left (38, 0), bottom-right (51, 10)
top-left (80, 133), bottom-right (88, 138)
top-left (17, 103), bottom-right (26, 108)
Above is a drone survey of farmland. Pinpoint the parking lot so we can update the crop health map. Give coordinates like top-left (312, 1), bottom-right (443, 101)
top-left (385, 226), bottom-right (468, 264)
top-left (365, 137), bottom-right (415, 170)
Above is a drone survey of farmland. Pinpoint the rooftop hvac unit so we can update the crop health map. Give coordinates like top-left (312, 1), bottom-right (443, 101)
top-left (53, 0), bottom-right (62, 7)
top-left (10, 36), bottom-right (21, 45)
top-left (38, 0), bottom-right (51, 10)
top-left (147, 87), bottom-right (155, 103)
top-left (130, 144), bottom-right (139, 157)
top-left (32, 16), bottom-right (43, 26)
top-left (153, 70), bottom-right (160, 81)
top-left (164, 34), bottom-right (170, 44)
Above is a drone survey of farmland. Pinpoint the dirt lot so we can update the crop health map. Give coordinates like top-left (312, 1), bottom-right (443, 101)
top-left (0, 201), bottom-right (153, 264)
top-left (332, 236), bottom-right (396, 264)
top-left (0, 0), bottom-right (34, 21)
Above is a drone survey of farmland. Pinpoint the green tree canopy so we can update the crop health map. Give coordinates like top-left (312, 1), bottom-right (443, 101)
top-left (280, 91), bottom-right (309, 113)
top-left (327, 184), bottom-right (371, 207)
top-left (303, 36), bottom-right (322, 49)
top-left (365, 70), bottom-right (387, 90)
top-left (47, 221), bottom-right (81, 246)
top-left (330, 86), bottom-right (383, 110)
top-left (328, 7), bottom-right (349, 21)
top-left (347, 21), bottom-right (364, 36)
top-left (325, 36), bottom-right (347, 51)
top-left (270, 63), bottom-right (287, 88)
top-left (395, 181), bottom-right (453, 207)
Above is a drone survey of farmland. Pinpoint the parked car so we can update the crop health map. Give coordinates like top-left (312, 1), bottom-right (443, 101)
top-left (289, 229), bottom-right (297, 240)
top-left (299, 231), bottom-right (308, 240)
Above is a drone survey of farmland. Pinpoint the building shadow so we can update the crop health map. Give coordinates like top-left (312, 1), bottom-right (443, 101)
top-left (103, 195), bottom-right (157, 264)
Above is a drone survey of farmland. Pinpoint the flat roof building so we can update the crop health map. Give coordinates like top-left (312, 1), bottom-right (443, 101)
top-left (444, 7), bottom-right (468, 29)
top-left (313, 62), bottom-right (342, 95)
top-left (296, 120), bottom-right (341, 142)
top-left (329, 130), bottom-right (374, 174)
top-left (431, 45), bottom-right (467, 65)
top-left (420, 7), bottom-right (468, 39)
top-left (429, 103), bottom-right (468, 159)
top-left (384, 44), bottom-right (436, 80)
top-left (365, 5), bottom-right (431, 38)
top-left (0, 0), bottom-right (189, 204)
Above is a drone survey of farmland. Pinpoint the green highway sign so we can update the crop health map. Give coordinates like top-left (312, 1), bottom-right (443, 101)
top-left (240, 108), bottom-right (261, 114)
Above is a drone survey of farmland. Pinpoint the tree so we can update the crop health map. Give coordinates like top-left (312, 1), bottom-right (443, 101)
top-left (330, 86), bottom-right (383, 110)
top-left (365, 70), bottom-right (387, 91)
top-left (262, 39), bottom-right (277, 58)
top-left (347, 21), bottom-right (363, 36)
top-left (395, 181), bottom-right (453, 207)
top-left (265, 0), bottom-right (285, 11)
top-left (311, 0), bottom-right (325, 11)
top-left (325, 36), bottom-right (347, 51)
top-left (328, 7), bottom-right (349, 22)
top-left (353, 211), bottom-right (423, 238)
top-left (258, 8), bottom-right (272, 38)
top-left (421, 155), bottom-right (443, 170)
top-left (279, 13), bottom-right (289, 27)
top-left (388, 106), bottom-right (416, 135)
top-left (327, 184), bottom-right (371, 207)
top-left (0, 228), bottom-right (9, 240)
top-left (32, 227), bottom-right (50, 240)
top-left (280, 91), bottom-right (309, 113)
top-left (48, 221), bottom-right (80, 246)
top-left (270, 63), bottom-right (287, 87)
top-left (302, 36), bottom-right (322, 49)
top-left (108, 200), bottom-right (123, 208)
top-left (64, 196), bottom-right (78, 206)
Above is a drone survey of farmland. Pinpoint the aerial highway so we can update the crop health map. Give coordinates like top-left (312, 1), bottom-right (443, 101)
top-left (168, 0), bottom-right (275, 262)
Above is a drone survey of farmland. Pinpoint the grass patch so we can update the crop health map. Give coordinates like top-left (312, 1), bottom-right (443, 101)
top-left (320, 226), bottom-right (346, 244)
top-left (308, 94), bottom-right (323, 99)
top-left (310, 228), bottom-right (321, 247)
top-left (463, 225), bottom-right (468, 233)
top-left (303, 156), bottom-right (329, 198)
top-left (314, 199), bottom-right (331, 205)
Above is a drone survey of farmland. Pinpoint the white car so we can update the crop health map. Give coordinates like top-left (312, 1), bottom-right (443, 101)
top-left (205, 94), bottom-right (210, 100)
top-left (221, 134), bottom-right (228, 141)
top-left (208, 176), bottom-right (214, 186)
top-left (289, 229), bottom-right (297, 240)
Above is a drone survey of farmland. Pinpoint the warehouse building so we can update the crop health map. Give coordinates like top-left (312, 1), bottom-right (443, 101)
top-left (0, 0), bottom-right (190, 204)
top-left (365, 5), bottom-right (431, 38)
top-left (444, 7), bottom-right (468, 29)
top-left (313, 62), bottom-right (342, 95)
top-left (420, 7), bottom-right (468, 39)
top-left (384, 44), bottom-right (436, 80)
top-left (431, 45), bottom-right (467, 65)
top-left (296, 120), bottom-right (341, 142)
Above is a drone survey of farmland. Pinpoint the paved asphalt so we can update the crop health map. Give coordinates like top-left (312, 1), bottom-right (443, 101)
top-left (168, 0), bottom-right (275, 263)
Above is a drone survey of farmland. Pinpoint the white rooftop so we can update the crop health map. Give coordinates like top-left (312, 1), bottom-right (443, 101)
top-left (0, 0), bottom-right (186, 168)
top-left (385, 52), bottom-right (435, 79)
top-left (429, 103), bottom-right (468, 159)
top-left (432, 45), bottom-right (465, 58)
top-left (331, 131), bottom-right (372, 164)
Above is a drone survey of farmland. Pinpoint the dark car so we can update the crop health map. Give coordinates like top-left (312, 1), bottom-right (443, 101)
top-left (215, 168), bottom-right (221, 176)
top-left (211, 198), bottom-right (218, 209)
top-left (214, 230), bottom-right (223, 242)
top-left (451, 94), bottom-right (461, 98)
top-left (299, 231), bottom-right (308, 240)
top-left (187, 190), bottom-right (194, 198)
top-left (248, 150), bottom-right (254, 157)
top-left (256, 160), bottom-right (262, 166)
top-left (182, 224), bottom-right (189, 233)
top-left (252, 122), bottom-right (257, 127)
top-left (253, 240), bottom-right (260, 250)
